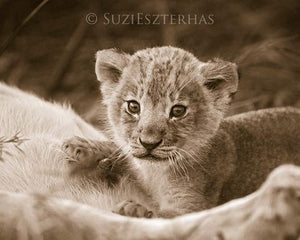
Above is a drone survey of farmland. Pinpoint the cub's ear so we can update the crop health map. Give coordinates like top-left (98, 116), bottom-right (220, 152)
top-left (201, 59), bottom-right (239, 112)
top-left (95, 49), bottom-right (130, 99)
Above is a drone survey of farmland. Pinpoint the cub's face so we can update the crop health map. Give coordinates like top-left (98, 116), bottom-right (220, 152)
top-left (95, 47), bottom-right (238, 164)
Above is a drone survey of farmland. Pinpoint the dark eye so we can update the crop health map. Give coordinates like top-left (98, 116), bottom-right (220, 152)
top-left (127, 100), bottom-right (140, 114)
top-left (170, 105), bottom-right (187, 118)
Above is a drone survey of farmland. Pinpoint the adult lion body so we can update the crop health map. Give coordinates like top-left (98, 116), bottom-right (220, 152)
top-left (0, 82), bottom-right (140, 211)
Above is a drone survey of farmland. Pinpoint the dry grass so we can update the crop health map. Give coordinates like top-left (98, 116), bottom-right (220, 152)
top-left (0, 0), bottom-right (299, 124)
top-left (0, 132), bottom-right (28, 161)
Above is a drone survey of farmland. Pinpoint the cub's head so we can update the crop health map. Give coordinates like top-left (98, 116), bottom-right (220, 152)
top-left (95, 47), bottom-right (238, 164)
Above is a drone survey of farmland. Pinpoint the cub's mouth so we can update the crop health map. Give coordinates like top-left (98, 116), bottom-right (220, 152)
top-left (132, 152), bottom-right (168, 162)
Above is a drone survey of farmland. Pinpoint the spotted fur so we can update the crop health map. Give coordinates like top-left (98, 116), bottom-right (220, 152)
top-left (95, 47), bottom-right (239, 215)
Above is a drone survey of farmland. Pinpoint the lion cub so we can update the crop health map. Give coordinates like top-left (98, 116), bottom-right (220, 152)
top-left (62, 46), bottom-right (300, 218)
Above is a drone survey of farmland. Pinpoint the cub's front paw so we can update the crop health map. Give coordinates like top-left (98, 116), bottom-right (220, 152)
top-left (61, 137), bottom-right (119, 177)
top-left (62, 137), bottom-right (100, 165)
top-left (113, 200), bottom-right (153, 218)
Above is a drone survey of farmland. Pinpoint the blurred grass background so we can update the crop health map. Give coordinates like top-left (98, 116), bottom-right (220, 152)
top-left (0, 0), bottom-right (299, 127)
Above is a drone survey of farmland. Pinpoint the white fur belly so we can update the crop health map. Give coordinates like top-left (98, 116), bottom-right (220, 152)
top-left (0, 83), bottom-right (121, 211)
top-left (0, 137), bottom-right (65, 192)
top-left (0, 137), bottom-right (126, 212)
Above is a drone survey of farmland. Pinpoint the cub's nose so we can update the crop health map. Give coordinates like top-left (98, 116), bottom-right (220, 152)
top-left (139, 138), bottom-right (162, 151)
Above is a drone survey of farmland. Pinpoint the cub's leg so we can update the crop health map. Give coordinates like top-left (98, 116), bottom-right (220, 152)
top-left (61, 137), bottom-right (154, 218)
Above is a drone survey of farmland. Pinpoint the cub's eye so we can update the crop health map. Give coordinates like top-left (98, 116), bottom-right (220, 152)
top-left (127, 100), bottom-right (140, 114)
top-left (170, 105), bottom-right (187, 118)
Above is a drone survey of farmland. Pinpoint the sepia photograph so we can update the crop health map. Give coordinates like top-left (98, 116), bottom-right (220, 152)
top-left (0, 0), bottom-right (299, 239)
